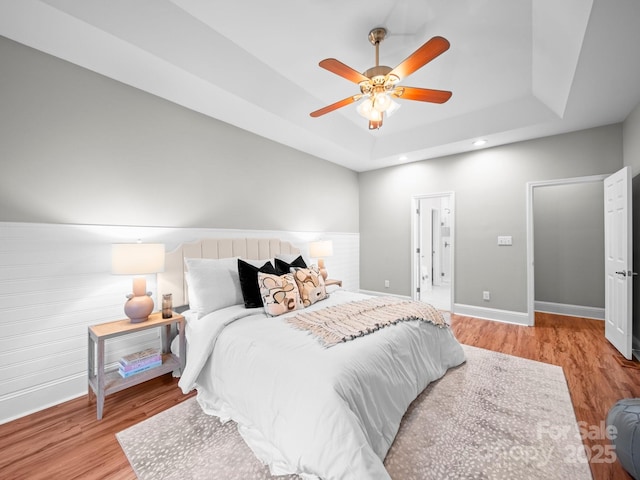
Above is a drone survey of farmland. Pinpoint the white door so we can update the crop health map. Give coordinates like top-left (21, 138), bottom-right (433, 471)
top-left (604, 167), bottom-right (633, 359)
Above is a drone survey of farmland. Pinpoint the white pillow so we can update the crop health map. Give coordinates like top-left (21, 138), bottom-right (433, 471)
top-left (184, 257), bottom-right (243, 318)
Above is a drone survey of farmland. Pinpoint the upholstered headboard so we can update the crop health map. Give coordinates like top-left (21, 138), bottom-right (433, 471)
top-left (157, 238), bottom-right (300, 307)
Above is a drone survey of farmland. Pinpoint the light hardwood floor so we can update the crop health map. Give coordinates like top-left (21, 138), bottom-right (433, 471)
top-left (0, 312), bottom-right (638, 480)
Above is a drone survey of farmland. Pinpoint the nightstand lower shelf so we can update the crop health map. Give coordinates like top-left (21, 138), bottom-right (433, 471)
top-left (88, 353), bottom-right (179, 397)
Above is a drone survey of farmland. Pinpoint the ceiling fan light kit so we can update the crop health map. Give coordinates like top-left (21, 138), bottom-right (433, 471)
top-left (310, 27), bottom-right (452, 130)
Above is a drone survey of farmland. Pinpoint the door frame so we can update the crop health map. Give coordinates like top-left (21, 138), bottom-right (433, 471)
top-left (420, 206), bottom-right (434, 292)
top-left (431, 207), bottom-right (442, 287)
top-left (525, 174), bottom-right (608, 326)
top-left (411, 192), bottom-right (455, 307)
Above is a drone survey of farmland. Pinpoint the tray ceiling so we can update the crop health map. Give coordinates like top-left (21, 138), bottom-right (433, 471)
top-left (1, 0), bottom-right (639, 171)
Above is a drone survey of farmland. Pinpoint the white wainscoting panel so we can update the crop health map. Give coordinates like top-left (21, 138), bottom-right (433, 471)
top-left (0, 222), bottom-right (359, 423)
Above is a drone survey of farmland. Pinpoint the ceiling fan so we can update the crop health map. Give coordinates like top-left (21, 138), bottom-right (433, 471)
top-left (310, 27), bottom-right (452, 130)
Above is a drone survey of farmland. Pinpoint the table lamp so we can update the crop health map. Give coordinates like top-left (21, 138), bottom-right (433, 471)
top-left (112, 243), bottom-right (165, 323)
top-left (309, 240), bottom-right (333, 280)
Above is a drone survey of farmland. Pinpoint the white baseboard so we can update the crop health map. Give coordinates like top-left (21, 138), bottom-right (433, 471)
top-left (359, 294), bottom-right (531, 326)
top-left (534, 301), bottom-right (605, 320)
top-left (0, 373), bottom-right (86, 425)
top-left (358, 289), bottom-right (412, 300)
top-left (453, 304), bottom-right (531, 326)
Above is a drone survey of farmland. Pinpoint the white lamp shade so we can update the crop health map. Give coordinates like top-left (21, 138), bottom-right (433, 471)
top-left (309, 240), bottom-right (333, 258)
top-left (111, 243), bottom-right (165, 275)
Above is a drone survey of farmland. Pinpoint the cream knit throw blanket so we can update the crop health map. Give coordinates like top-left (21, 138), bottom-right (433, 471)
top-left (286, 296), bottom-right (447, 347)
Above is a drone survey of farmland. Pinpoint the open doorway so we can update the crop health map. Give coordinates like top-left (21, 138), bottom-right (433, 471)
top-left (526, 174), bottom-right (607, 325)
top-left (411, 192), bottom-right (455, 311)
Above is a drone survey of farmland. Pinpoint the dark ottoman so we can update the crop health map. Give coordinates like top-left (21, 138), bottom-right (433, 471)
top-left (607, 398), bottom-right (640, 479)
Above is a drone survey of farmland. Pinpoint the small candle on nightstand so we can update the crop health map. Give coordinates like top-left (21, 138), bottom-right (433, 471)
top-left (162, 293), bottom-right (173, 318)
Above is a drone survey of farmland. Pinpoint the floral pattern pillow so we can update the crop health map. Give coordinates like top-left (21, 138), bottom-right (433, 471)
top-left (257, 272), bottom-right (303, 317)
top-left (292, 265), bottom-right (327, 307)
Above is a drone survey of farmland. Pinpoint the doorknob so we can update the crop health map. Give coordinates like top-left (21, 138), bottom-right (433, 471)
top-left (615, 271), bottom-right (639, 277)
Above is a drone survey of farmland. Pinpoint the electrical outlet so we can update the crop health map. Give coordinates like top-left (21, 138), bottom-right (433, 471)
top-left (483, 291), bottom-right (491, 301)
top-left (384, 280), bottom-right (390, 288)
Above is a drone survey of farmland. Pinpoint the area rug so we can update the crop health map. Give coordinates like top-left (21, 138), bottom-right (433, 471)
top-left (117, 345), bottom-right (592, 479)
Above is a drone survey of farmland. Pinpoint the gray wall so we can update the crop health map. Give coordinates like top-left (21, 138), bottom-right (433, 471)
top-left (533, 182), bottom-right (604, 308)
top-left (0, 36), bottom-right (359, 233)
top-left (624, 102), bottom-right (640, 175)
top-left (359, 125), bottom-right (623, 313)
top-left (2, 34), bottom-right (637, 318)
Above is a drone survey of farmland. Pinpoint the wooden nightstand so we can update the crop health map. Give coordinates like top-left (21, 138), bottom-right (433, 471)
top-left (88, 311), bottom-right (185, 420)
top-left (325, 279), bottom-right (342, 287)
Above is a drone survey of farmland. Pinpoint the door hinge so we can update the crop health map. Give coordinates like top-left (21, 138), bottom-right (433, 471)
top-left (416, 208), bottom-right (420, 215)
top-left (416, 247), bottom-right (420, 254)
top-left (416, 287), bottom-right (421, 293)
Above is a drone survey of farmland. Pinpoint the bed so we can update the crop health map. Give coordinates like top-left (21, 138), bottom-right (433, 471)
top-left (158, 238), bottom-right (465, 480)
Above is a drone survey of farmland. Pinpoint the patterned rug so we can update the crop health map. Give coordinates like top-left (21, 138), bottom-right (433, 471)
top-left (117, 345), bottom-right (592, 479)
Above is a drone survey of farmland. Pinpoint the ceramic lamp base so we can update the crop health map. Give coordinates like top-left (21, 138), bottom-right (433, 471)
top-left (124, 294), bottom-right (154, 323)
top-left (318, 258), bottom-right (328, 280)
top-left (124, 277), bottom-right (154, 323)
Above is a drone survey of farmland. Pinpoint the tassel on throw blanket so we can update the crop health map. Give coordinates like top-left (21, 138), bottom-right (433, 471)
top-left (286, 296), bottom-right (447, 347)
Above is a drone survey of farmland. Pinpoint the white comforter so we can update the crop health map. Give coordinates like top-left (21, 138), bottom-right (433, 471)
top-left (179, 291), bottom-right (465, 479)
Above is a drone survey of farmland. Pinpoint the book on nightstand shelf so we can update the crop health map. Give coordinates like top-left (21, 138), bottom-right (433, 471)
top-left (119, 354), bottom-right (163, 372)
top-left (118, 360), bottom-right (162, 378)
top-left (120, 347), bottom-right (161, 365)
top-left (118, 347), bottom-right (163, 377)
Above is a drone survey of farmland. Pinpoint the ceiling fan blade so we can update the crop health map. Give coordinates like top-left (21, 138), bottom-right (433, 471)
top-left (392, 86), bottom-right (452, 104)
top-left (319, 58), bottom-right (370, 84)
top-left (388, 36), bottom-right (450, 81)
top-left (310, 95), bottom-right (361, 117)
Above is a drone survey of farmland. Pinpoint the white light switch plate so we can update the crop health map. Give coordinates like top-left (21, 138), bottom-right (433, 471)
top-left (497, 235), bottom-right (513, 246)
